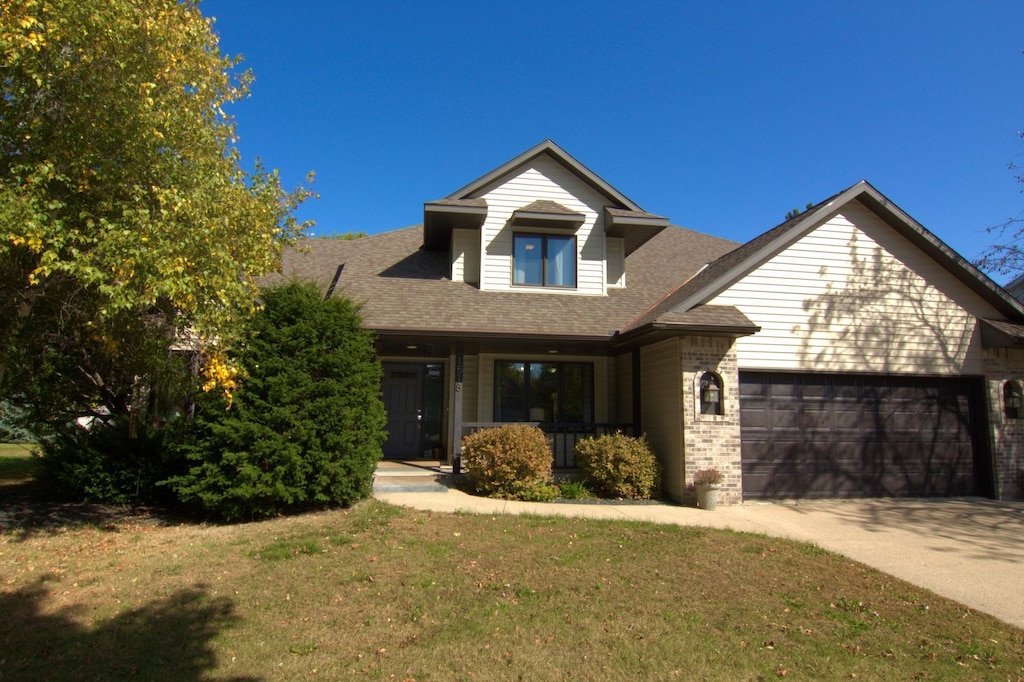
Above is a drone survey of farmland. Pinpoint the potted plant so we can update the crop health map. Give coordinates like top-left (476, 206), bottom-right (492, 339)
top-left (693, 468), bottom-right (723, 510)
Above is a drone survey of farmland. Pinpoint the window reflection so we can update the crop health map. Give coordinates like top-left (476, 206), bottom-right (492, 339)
top-left (494, 361), bottom-right (593, 422)
top-left (513, 234), bottom-right (576, 287)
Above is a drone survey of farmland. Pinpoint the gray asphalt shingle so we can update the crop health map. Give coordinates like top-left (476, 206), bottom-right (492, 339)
top-left (272, 224), bottom-right (740, 339)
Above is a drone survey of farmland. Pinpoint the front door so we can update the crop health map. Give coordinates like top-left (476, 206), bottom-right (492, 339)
top-left (382, 364), bottom-right (423, 458)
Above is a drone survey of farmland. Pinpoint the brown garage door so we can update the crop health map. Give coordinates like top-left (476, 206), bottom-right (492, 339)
top-left (740, 372), bottom-right (991, 499)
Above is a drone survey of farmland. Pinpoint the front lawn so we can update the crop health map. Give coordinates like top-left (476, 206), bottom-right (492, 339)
top-left (1, 494), bottom-right (1021, 680)
top-left (0, 443), bottom-right (38, 486)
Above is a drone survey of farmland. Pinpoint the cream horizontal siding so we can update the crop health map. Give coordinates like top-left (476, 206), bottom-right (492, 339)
top-left (709, 202), bottom-right (998, 375)
top-left (477, 354), bottom-right (494, 421)
top-left (607, 237), bottom-right (625, 288)
top-left (476, 155), bottom-right (608, 296)
top-left (450, 229), bottom-right (480, 285)
top-left (639, 339), bottom-right (683, 499)
top-left (461, 355), bottom-right (479, 423)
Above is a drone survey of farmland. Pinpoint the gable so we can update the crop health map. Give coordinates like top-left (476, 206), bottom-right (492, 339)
top-left (709, 200), bottom-right (1000, 374)
top-left (450, 140), bottom-right (643, 210)
top-left (423, 141), bottom-right (668, 258)
top-left (476, 154), bottom-right (613, 295)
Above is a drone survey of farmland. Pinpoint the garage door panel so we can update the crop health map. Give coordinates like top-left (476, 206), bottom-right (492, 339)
top-left (800, 383), bottom-right (829, 399)
top-left (740, 372), bottom-right (985, 499)
top-left (831, 411), bottom-right (861, 428)
top-left (740, 406), bottom-right (769, 429)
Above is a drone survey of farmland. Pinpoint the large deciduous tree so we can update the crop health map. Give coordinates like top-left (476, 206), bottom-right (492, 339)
top-left (976, 132), bottom-right (1024, 280)
top-left (0, 0), bottom-right (311, 432)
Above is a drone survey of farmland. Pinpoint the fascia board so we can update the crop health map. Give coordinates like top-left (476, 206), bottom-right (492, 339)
top-left (445, 140), bottom-right (644, 212)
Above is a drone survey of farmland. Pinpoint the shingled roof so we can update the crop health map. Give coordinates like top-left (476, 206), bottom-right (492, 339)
top-left (272, 224), bottom-right (742, 343)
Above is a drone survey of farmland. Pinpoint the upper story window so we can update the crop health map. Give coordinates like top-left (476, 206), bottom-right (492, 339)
top-left (513, 234), bottom-right (576, 288)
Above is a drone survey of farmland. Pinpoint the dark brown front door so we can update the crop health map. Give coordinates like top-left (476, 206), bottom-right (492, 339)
top-left (740, 372), bottom-right (990, 499)
top-left (382, 364), bottom-right (422, 459)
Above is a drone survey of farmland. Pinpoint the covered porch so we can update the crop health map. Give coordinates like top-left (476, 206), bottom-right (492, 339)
top-left (376, 331), bottom-right (634, 468)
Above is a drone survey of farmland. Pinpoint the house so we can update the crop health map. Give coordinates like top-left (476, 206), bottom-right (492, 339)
top-left (1006, 272), bottom-right (1024, 303)
top-left (276, 140), bottom-right (1024, 503)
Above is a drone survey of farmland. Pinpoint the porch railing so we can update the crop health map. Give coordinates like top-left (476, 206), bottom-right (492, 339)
top-left (460, 422), bottom-right (634, 469)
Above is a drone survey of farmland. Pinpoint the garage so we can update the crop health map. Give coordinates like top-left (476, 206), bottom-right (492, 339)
top-left (740, 372), bottom-right (992, 499)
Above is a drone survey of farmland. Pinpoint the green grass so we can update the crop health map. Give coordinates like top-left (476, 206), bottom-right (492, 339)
top-left (1, 499), bottom-right (1021, 681)
top-left (0, 442), bottom-right (38, 485)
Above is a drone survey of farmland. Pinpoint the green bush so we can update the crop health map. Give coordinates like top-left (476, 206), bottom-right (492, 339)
top-left (516, 481), bottom-right (561, 502)
top-left (460, 424), bottom-right (553, 500)
top-left (165, 282), bottom-right (387, 521)
top-left (574, 432), bottom-right (661, 500)
top-left (557, 479), bottom-right (594, 500)
top-left (38, 417), bottom-right (178, 505)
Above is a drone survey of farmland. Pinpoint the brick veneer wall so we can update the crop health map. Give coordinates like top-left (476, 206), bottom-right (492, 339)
top-left (680, 337), bottom-right (742, 504)
top-left (982, 347), bottom-right (1024, 500)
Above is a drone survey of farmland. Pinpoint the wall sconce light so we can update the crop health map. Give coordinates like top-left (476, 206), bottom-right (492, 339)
top-left (699, 371), bottom-right (724, 416)
top-left (1005, 381), bottom-right (1022, 419)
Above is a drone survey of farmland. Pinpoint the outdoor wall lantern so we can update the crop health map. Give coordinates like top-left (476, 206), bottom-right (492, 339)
top-left (1004, 381), bottom-right (1022, 420)
top-left (699, 371), bottom-right (724, 416)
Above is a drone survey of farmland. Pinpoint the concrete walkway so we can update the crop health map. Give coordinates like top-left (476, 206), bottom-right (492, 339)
top-left (374, 464), bottom-right (1024, 629)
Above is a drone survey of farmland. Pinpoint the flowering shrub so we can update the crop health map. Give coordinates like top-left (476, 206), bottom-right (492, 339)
top-left (574, 432), bottom-right (661, 500)
top-left (460, 424), bottom-right (554, 500)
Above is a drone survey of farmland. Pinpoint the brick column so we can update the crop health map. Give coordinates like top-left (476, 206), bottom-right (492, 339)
top-left (982, 347), bottom-right (1024, 500)
top-left (680, 337), bottom-right (742, 504)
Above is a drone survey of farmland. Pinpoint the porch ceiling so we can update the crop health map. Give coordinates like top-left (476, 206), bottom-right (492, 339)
top-left (375, 330), bottom-right (615, 358)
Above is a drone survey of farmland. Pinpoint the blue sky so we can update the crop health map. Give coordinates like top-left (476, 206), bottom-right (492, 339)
top-left (203, 0), bottom-right (1024, 281)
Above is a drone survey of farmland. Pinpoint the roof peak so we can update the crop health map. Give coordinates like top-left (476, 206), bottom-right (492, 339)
top-left (443, 140), bottom-right (645, 212)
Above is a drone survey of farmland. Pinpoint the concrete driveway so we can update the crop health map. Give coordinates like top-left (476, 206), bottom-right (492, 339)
top-left (719, 498), bottom-right (1024, 629)
top-left (376, 484), bottom-right (1024, 629)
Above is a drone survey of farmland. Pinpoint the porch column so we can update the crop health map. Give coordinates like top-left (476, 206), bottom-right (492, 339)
top-left (451, 345), bottom-right (464, 464)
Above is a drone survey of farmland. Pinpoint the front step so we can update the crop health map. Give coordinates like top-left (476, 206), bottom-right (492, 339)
top-left (372, 475), bottom-right (450, 493)
top-left (373, 460), bottom-right (450, 493)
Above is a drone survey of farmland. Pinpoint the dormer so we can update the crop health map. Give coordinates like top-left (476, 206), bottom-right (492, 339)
top-left (423, 141), bottom-right (669, 294)
top-left (423, 198), bottom-right (487, 251)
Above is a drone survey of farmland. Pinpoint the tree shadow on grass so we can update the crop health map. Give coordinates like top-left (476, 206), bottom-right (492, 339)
top-left (0, 581), bottom-right (258, 681)
top-left (0, 481), bottom-right (195, 541)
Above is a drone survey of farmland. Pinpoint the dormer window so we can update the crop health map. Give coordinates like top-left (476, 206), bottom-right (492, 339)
top-left (513, 234), bottom-right (576, 288)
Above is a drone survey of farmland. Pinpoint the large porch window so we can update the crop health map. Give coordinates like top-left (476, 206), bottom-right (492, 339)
top-left (493, 361), bottom-right (593, 423)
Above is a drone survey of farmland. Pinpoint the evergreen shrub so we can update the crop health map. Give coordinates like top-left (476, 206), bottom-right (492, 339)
top-left (0, 401), bottom-right (32, 443)
top-left (166, 282), bottom-right (387, 521)
top-left (38, 417), bottom-right (176, 504)
top-left (574, 432), bottom-right (661, 499)
top-left (460, 424), bottom-right (554, 500)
